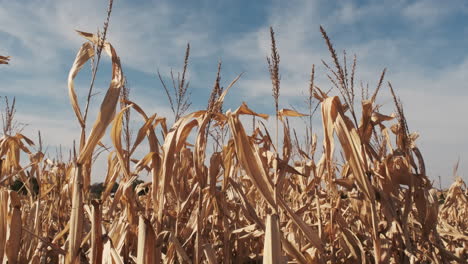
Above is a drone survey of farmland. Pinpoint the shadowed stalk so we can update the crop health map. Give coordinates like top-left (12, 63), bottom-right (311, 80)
top-left (267, 26), bottom-right (281, 210)
top-left (120, 80), bottom-right (131, 171)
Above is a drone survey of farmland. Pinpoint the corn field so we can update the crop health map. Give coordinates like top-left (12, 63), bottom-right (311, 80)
top-left (0, 24), bottom-right (467, 264)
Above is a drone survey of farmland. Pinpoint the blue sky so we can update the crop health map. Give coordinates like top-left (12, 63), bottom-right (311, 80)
top-left (0, 0), bottom-right (467, 186)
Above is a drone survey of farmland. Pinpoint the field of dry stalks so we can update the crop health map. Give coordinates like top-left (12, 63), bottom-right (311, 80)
top-left (0, 16), bottom-right (467, 264)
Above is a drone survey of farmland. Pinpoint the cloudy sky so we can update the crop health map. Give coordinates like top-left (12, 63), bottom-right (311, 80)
top-left (0, 0), bottom-right (467, 186)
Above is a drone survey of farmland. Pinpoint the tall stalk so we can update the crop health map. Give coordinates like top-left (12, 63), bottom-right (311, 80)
top-left (267, 27), bottom-right (281, 209)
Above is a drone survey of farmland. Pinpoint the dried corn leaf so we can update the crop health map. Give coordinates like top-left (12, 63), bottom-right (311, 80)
top-left (67, 42), bottom-right (94, 127)
top-left (278, 108), bottom-right (307, 121)
top-left (0, 55), bottom-right (11, 65)
top-left (74, 31), bottom-right (124, 164)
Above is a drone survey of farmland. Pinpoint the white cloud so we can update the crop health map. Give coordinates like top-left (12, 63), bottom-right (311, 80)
top-left (402, 0), bottom-right (464, 25)
top-left (0, 0), bottom-right (218, 75)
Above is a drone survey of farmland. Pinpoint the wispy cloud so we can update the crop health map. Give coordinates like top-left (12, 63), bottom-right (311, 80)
top-left (402, 0), bottom-right (468, 25)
